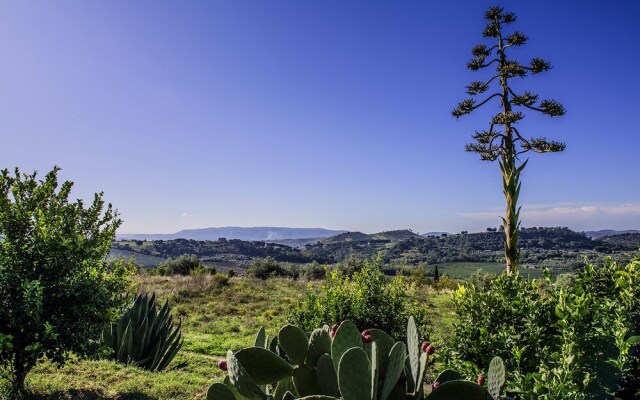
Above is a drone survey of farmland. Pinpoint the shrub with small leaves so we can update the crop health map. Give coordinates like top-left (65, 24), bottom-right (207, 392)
top-left (288, 256), bottom-right (428, 341)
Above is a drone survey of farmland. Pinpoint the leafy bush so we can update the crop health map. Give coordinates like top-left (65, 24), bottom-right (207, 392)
top-left (468, 269), bottom-right (495, 291)
top-left (211, 273), bottom-right (231, 287)
top-left (158, 254), bottom-right (209, 276)
top-left (288, 256), bottom-right (428, 340)
top-left (445, 256), bottom-right (640, 399)
top-left (300, 261), bottom-right (326, 281)
top-left (0, 167), bottom-right (133, 398)
top-left (101, 293), bottom-right (183, 371)
top-left (245, 257), bottom-right (287, 280)
top-left (246, 258), bottom-right (326, 281)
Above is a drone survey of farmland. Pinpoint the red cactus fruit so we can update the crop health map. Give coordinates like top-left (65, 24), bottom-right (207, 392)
top-left (361, 330), bottom-right (373, 343)
top-left (425, 344), bottom-right (435, 355)
top-left (477, 374), bottom-right (485, 385)
top-left (433, 382), bottom-right (440, 389)
top-left (330, 324), bottom-right (338, 338)
top-left (218, 359), bottom-right (228, 371)
top-left (421, 341), bottom-right (430, 352)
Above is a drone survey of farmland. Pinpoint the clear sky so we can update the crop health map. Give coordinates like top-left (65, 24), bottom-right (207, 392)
top-left (1, 1), bottom-right (639, 234)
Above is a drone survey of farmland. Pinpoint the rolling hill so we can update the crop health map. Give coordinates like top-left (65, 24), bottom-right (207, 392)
top-left (117, 226), bottom-right (348, 241)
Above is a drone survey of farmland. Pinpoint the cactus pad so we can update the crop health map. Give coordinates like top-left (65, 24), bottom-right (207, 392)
top-left (254, 327), bottom-right (266, 348)
top-left (273, 377), bottom-right (298, 400)
top-left (433, 369), bottom-right (462, 385)
top-left (406, 316), bottom-right (420, 385)
top-left (279, 325), bottom-right (309, 366)
top-left (226, 350), bottom-right (265, 400)
top-left (425, 380), bottom-right (487, 400)
top-left (234, 347), bottom-right (294, 384)
top-left (338, 347), bottom-right (372, 400)
top-left (368, 329), bottom-right (395, 369)
top-left (306, 328), bottom-right (332, 366)
top-left (379, 342), bottom-right (407, 400)
top-left (316, 353), bottom-right (339, 397)
top-left (206, 383), bottom-right (236, 400)
top-left (331, 320), bottom-right (362, 371)
top-left (487, 356), bottom-right (505, 399)
top-left (293, 365), bottom-right (322, 397)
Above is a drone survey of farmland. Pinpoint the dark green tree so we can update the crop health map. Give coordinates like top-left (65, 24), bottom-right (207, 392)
top-left (452, 6), bottom-right (566, 275)
top-left (433, 265), bottom-right (440, 281)
top-left (0, 167), bottom-right (132, 398)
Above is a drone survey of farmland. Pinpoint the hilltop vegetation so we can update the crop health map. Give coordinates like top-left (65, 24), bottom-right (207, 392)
top-left (113, 227), bottom-right (640, 274)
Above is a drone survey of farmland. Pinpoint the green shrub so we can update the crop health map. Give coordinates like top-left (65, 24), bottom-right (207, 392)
top-left (445, 256), bottom-right (640, 399)
top-left (431, 275), bottom-right (459, 291)
top-left (211, 273), bottom-right (230, 287)
top-left (300, 261), bottom-right (326, 281)
top-left (245, 257), bottom-right (287, 280)
top-left (159, 254), bottom-right (207, 276)
top-left (287, 256), bottom-right (428, 341)
top-left (0, 167), bottom-right (133, 398)
top-left (101, 293), bottom-right (183, 371)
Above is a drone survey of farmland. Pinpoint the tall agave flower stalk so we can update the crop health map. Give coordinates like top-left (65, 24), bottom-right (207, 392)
top-left (452, 6), bottom-right (566, 275)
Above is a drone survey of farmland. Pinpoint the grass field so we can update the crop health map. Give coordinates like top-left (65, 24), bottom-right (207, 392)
top-left (431, 262), bottom-right (551, 279)
top-left (18, 275), bottom-right (454, 399)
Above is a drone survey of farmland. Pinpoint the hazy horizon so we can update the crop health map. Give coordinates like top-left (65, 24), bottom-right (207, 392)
top-left (2, 1), bottom-right (639, 234)
top-left (117, 221), bottom-right (637, 236)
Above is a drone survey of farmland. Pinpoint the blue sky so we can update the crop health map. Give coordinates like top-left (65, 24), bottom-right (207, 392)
top-left (1, 1), bottom-right (638, 234)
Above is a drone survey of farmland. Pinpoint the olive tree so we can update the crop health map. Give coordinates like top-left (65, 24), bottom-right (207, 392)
top-left (452, 6), bottom-right (566, 274)
top-left (0, 167), bottom-right (132, 398)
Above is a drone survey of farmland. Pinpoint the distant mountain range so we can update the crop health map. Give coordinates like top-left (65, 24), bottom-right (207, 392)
top-left (117, 227), bottom-right (639, 242)
top-left (117, 226), bottom-right (348, 241)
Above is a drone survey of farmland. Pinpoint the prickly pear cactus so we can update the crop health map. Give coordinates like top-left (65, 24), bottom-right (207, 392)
top-left (425, 380), bottom-right (487, 400)
top-left (487, 356), bottom-right (505, 399)
top-left (208, 319), bottom-right (508, 400)
top-left (433, 369), bottom-right (462, 385)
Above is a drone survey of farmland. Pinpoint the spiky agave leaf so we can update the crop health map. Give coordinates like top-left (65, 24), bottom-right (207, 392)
top-left (101, 292), bottom-right (183, 371)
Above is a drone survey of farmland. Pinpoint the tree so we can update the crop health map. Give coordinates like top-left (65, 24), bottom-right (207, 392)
top-left (0, 167), bottom-right (132, 398)
top-left (433, 265), bottom-right (440, 281)
top-left (452, 6), bottom-right (566, 275)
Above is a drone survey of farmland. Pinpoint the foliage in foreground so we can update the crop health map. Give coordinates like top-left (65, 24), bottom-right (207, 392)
top-left (452, 6), bottom-right (566, 274)
top-left (208, 317), bottom-right (510, 400)
top-left (445, 256), bottom-right (640, 399)
top-left (287, 257), bottom-right (428, 341)
top-left (0, 167), bottom-right (133, 399)
top-left (101, 293), bottom-right (184, 371)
